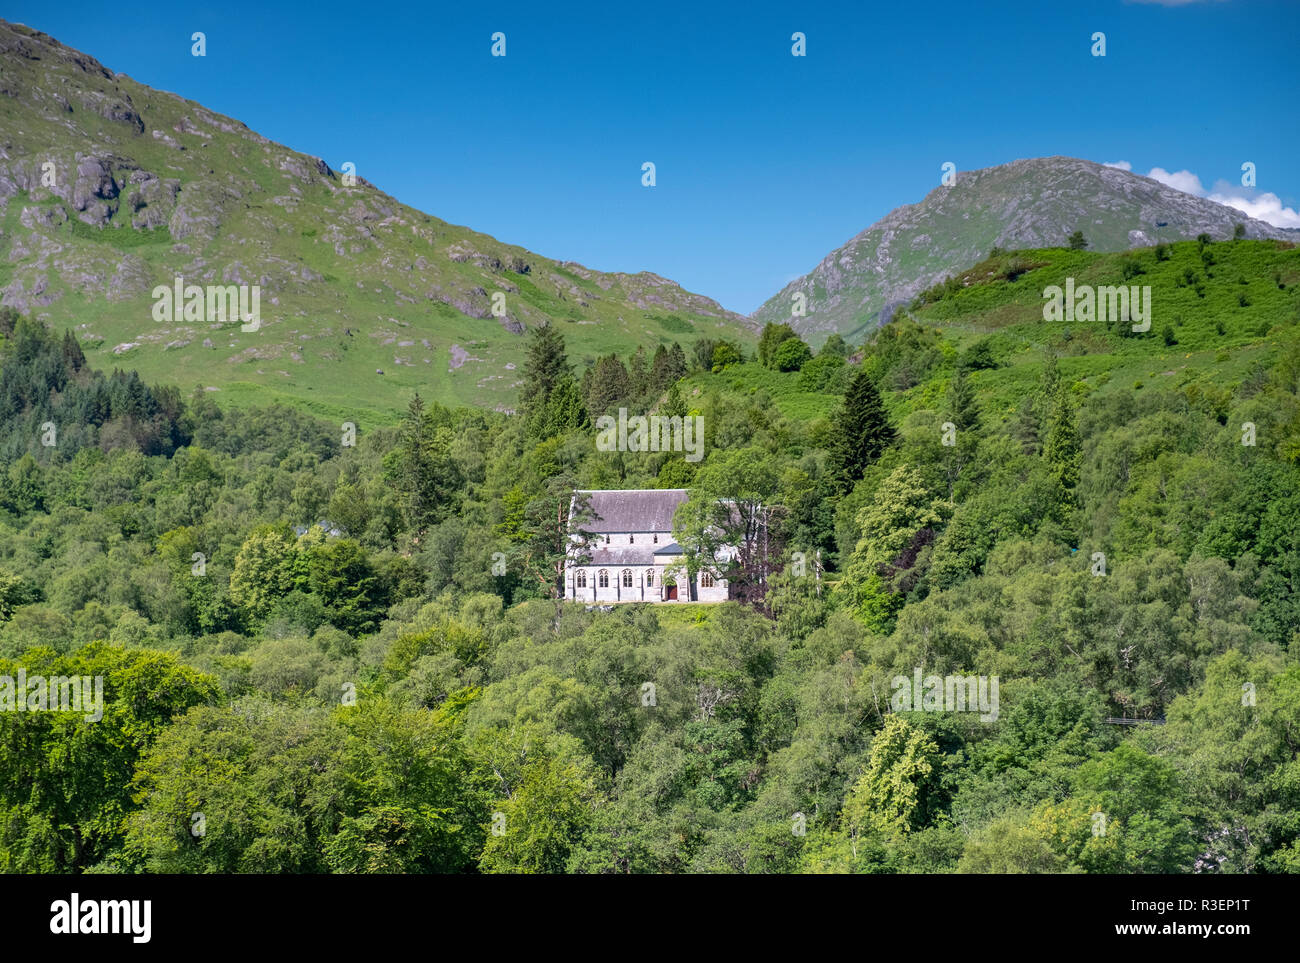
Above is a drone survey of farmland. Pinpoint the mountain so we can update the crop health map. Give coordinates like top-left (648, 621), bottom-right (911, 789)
top-left (0, 20), bottom-right (755, 421)
top-left (751, 156), bottom-right (1292, 345)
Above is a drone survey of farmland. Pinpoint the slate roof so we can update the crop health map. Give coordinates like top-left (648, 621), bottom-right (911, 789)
top-left (576, 489), bottom-right (689, 534)
top-left (585, 547), bottom-right (659, 566)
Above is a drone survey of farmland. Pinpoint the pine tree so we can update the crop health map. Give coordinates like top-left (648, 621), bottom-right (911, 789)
top-left (628, 345), bottom-right (649, 400)
top-left (396, 393), bottom-right (434, 530)
top-left (668, 342), bottom-right (688, 380)
top-left (584, 355), bottom-right (631, 417)
top-left (661, 382), bottom-right (687, 418)
top-left (649, 345), bottom-right (670, 392)
top-left (1043, 391), bottom-right (1081, 491)
top-left (692, 338), bottom-right (718, 371)
top-left (520, 321), bottom-right (569, 415)
top-left (538, 374), bottom-right (588, 436)
top-left (1012, 393), bottom-right (1041, 454)
top-left (649, 344), bottom-right (687, 396)
top-left (946, 366), bottom-right (980, 432)
top-left (829, 369), bottom-right (896, 490)
top-left (60, 329), bottom-right (86, 373)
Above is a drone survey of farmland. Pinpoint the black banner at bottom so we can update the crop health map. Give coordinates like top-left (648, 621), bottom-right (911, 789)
top-left (2, 871), bottom-right (1278, 949)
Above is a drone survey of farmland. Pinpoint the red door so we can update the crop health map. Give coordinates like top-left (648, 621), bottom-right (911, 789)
top-left (666, 585), bottom-right (678, 600)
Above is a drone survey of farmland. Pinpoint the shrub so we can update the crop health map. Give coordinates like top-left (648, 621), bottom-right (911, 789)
top-left (772, 338), bottom-right (813, 372)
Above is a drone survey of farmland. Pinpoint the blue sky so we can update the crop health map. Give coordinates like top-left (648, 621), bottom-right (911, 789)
top-left (8, 0), bottom-right (1298, 314)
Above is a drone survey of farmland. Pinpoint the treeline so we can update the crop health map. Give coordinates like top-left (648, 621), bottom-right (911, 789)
top-left (0, 307), bottom-right (187, 466)
top-left (0, 235), bottom-right (1298, 874)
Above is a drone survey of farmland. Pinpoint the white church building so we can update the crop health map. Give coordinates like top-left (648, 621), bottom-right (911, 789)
top-left (564, 489), bottom-right (733, 603)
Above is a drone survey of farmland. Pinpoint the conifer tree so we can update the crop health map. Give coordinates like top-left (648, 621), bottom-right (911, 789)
top-left (946, 365), bottom-right (980, 432)
top-left (628, 345), bottom-right (649, 400)
top-left (584, 355), bottom-right (631, 417)
top-left (668, 342), bottom-right (688, 379)
top-left (1043, 391), bottom-right (1081, 491)
top-left (829, 369), bottom-right (896, 490)
top-left (520, 321), bottom-right (569, 415)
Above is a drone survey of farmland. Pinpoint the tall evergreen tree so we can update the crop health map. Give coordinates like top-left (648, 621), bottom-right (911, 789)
top-left (661, 382), bottom-right (688, 418)
top-left (946, 366), bottom-right (980, 432)
top-left (60, 329), bottom-right (86, 373)
top-left (535, 373), bottom-right (588, 437)
top-left (627, 345), bottom-right (650, 401)
top-left (648, 344), bottom-right (686, 395)
top-left (389, 393), bottom-right (460, 534)
top-left (584, 355), bottom-right (631, 417)
top-left (1043, 391), bottom-right (1081, 491)
top-left (829, 369), bottom-right (896, 490)
top-left (668, 342), bottom-right (688, 379)
top-left (520, 322), bottom-right (569, 415)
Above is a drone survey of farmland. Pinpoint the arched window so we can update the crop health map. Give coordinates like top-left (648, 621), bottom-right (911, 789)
top-left (604, 535), bottom-right (610, 544)
top-left (621, 569), bottom-right (634, 587)
top-left (576, 570), bottom-right (587, 588)
top-left (598, 570), bottom-right (609, 588)
top-left (700, 571), bottom-right (715, 588)
top-left (653, 533), bottom-right (659, 543)
top-left (645, 569), bottom-right (655, 587)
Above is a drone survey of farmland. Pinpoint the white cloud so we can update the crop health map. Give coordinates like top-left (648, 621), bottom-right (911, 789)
top-left (1104, 157), bottom-right (1296, 229)
top-left (1208, 190), bottom-right (1300, 230)
top-left (1146, 167), bottom-right (1205, 195)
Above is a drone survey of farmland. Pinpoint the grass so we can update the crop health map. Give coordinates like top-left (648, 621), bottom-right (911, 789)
top-left (0, 48), bottom-right (757, 420)
top-left (680, 240), bottom-right (1300, 431)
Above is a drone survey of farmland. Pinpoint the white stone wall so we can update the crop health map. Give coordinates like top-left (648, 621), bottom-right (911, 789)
top-left (565, 563), bottom-right (728, 603)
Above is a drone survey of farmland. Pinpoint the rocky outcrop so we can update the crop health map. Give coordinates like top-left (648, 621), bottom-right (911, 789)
top-left (0, 16), bottom-right (756, 412)
top-left (71, 155), bottom-right (119, 222)
top-left (752, 156), bottom-right (1294, 342)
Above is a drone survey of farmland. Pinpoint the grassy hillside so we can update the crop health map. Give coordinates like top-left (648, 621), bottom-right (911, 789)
top-left (0, 20), bottom-right (755, 423)
top-left (695, 239), bottom-right (1299, 428)
top-left (750, 157), bottom-right (1292, 345)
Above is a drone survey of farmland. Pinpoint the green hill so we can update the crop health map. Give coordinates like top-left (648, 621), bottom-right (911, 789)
top-left (0, 20), bottom-right (755, 423)
top-left (696, 239), bottom-right (1299, 427)
top-left (750, 157), bottom-right (1292, 346)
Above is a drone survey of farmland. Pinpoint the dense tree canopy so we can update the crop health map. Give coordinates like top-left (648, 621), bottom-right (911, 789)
top-left (1, 238), bottom-right (1298, 873)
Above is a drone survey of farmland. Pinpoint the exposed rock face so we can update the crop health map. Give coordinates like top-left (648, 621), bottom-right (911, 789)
top-left (751, 156), bottom-right (1293, 343)
top-left (0, 16), bottom-right (754, 410)
top-left (71, 155), bottom-right (118, 220)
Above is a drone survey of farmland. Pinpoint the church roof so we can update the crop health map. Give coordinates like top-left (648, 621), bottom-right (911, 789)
top-left (576, 489), bottom-right (689, 533)
top-left (585, 547), bottom-right (659, 566)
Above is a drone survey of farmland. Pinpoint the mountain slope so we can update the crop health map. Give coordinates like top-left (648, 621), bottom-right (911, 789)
top-left (752, 156), bottom-right (1291, 345)
top-left (0, 20), bottom-right (755, 421)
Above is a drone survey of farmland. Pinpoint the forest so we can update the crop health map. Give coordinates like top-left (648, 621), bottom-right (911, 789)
top-left (1, 238), bottom-right (1299, 874)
